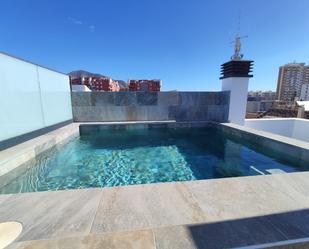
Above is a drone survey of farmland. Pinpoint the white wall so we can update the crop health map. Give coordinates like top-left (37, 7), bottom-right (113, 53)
top-left (292, 119), bottom-right (309, 142)
top-left (0, 52), bottom-right (72, 142)
top-left (244, 118), bottom-right (309, 142)
top-left (222, 77), bottom-right (249, 125)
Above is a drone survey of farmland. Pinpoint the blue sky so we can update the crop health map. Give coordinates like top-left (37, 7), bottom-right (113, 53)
top-left (1, 0), bottom-right (309, 91)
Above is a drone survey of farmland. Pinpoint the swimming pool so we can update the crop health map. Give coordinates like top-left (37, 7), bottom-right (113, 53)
top-left (0, 127), bottom-right (306, 194)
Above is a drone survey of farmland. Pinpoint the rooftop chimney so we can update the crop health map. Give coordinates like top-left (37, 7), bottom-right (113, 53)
top-left (220, 36), bottom-right (254, 125)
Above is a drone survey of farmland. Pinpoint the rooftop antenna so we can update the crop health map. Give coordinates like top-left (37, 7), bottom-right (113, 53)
top-left (231, 14), bottom-right (248, 61)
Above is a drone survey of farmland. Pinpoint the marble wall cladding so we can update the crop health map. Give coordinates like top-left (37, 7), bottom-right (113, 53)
top-left (92, 92), bottom-right (115, 106)
top-left (114, 92), bottom-right (137, 106)
top-left (71, 92), bottom-right (92, 107)
top-left (72, 91), bottom-right (230, 122)
top-left (137, 92), bottom-right (158, 105)
top-left (157, 92), bottom-right (179, 106)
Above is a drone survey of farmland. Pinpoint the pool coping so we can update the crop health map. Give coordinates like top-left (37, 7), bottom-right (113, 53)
top-left (218, 123), bottom-right (309, 165)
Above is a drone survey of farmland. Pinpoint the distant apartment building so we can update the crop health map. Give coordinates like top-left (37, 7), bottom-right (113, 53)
top-left (128, 80), bottom-right (162, 92)
top-left (276, 62), bottom-right (309, 101)
top-left (70, 76), bottom-right (120, 92)
top-left (92, 77), bottom-right (120, 92)
top-left (246, 91), bottom-right (276, 113)
top-left (300, 84), bottom-right (309, 101)
top-left (248, 91), bottom-right (276, 101)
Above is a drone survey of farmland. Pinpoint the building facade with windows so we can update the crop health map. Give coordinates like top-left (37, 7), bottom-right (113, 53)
top-left (70, 76), bottom-right (120, 92)
top-left (300, 84), bottom-right (309, 101)
top-left (128, 79), bottom-right (162, 92)
top-left (276, 62), bottom-right (309, 101)
top-left (248, 91), bottom-right (276, 101)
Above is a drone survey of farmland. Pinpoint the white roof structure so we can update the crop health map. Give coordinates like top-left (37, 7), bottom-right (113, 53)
top-left (296, 101), bottom-right (309, 111)
top-left (71, 84), bottom-right (91, 92)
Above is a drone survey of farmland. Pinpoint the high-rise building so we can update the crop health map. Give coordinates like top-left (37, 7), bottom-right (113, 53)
top-left (300, 84), bottom-right (309, 101)
top-left (276, 62), bottom-right (309, 101)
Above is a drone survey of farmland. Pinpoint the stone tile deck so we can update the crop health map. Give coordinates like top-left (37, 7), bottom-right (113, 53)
top-left (1, 172), bottom-right (309, 249)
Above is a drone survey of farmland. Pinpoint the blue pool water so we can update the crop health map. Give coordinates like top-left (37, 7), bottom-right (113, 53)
top-left (0, 127), bottom-right (306, 194)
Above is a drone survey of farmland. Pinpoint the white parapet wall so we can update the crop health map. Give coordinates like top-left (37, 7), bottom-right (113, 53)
top-left (0, 52), bottom-right (72, 143)
top-left (244, 118), bottom-right (309, 143)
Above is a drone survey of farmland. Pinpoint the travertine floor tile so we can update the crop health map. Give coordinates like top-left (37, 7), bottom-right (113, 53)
top-left (0, 189), bottom-right (102, 241)
top-left (0, 193), bottom-right (11, 205)
top-left (268, 172), bottom-right (309, 201)
top-left (183, 175), bottom-right (309, 222)
top-left (8, 230), bottom-right (155, 249)
top-left (7, 239), bottom-right (59, 249)
top-left (58, 230), bottom-right (155, 249)
top-left (91, 182), bottom-right (206, 234)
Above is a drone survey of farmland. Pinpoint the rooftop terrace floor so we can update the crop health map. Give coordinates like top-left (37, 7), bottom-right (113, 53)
top-left (1, 172), bottom-right (309, 248)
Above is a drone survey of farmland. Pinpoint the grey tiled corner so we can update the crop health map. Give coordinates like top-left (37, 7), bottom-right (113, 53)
top-left (168, 106), bottom-right (186, 121)
top-left (71, 92), bottom-right (92, 107)
top-left (207, 105), bottom-right (229, 122)
top-left (217, 91), bottom-right (230, 105)
top-left (91, 92), bottom-right (115, 106)
top-left (114, 92), bottom-right (137, 106)
top-left (146, 106), bottom-right (169, 120)
top-left (178, 92), bottom-right (199, 106)
top-left (137, 92), bottom-right (158, 105)
top-left (168, 106), bottom-right (209, 121)
top-left (158, 92), bottom-right (179, 106)
top-left (126, 106), bottom-right (148, 121)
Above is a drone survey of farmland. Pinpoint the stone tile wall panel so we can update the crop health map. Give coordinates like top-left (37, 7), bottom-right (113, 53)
top-left (72, 91), bottom-right (230, 122)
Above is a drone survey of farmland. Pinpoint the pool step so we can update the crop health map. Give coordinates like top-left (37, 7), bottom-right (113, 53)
top-left (266, 169), bottom-right (287, 174)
